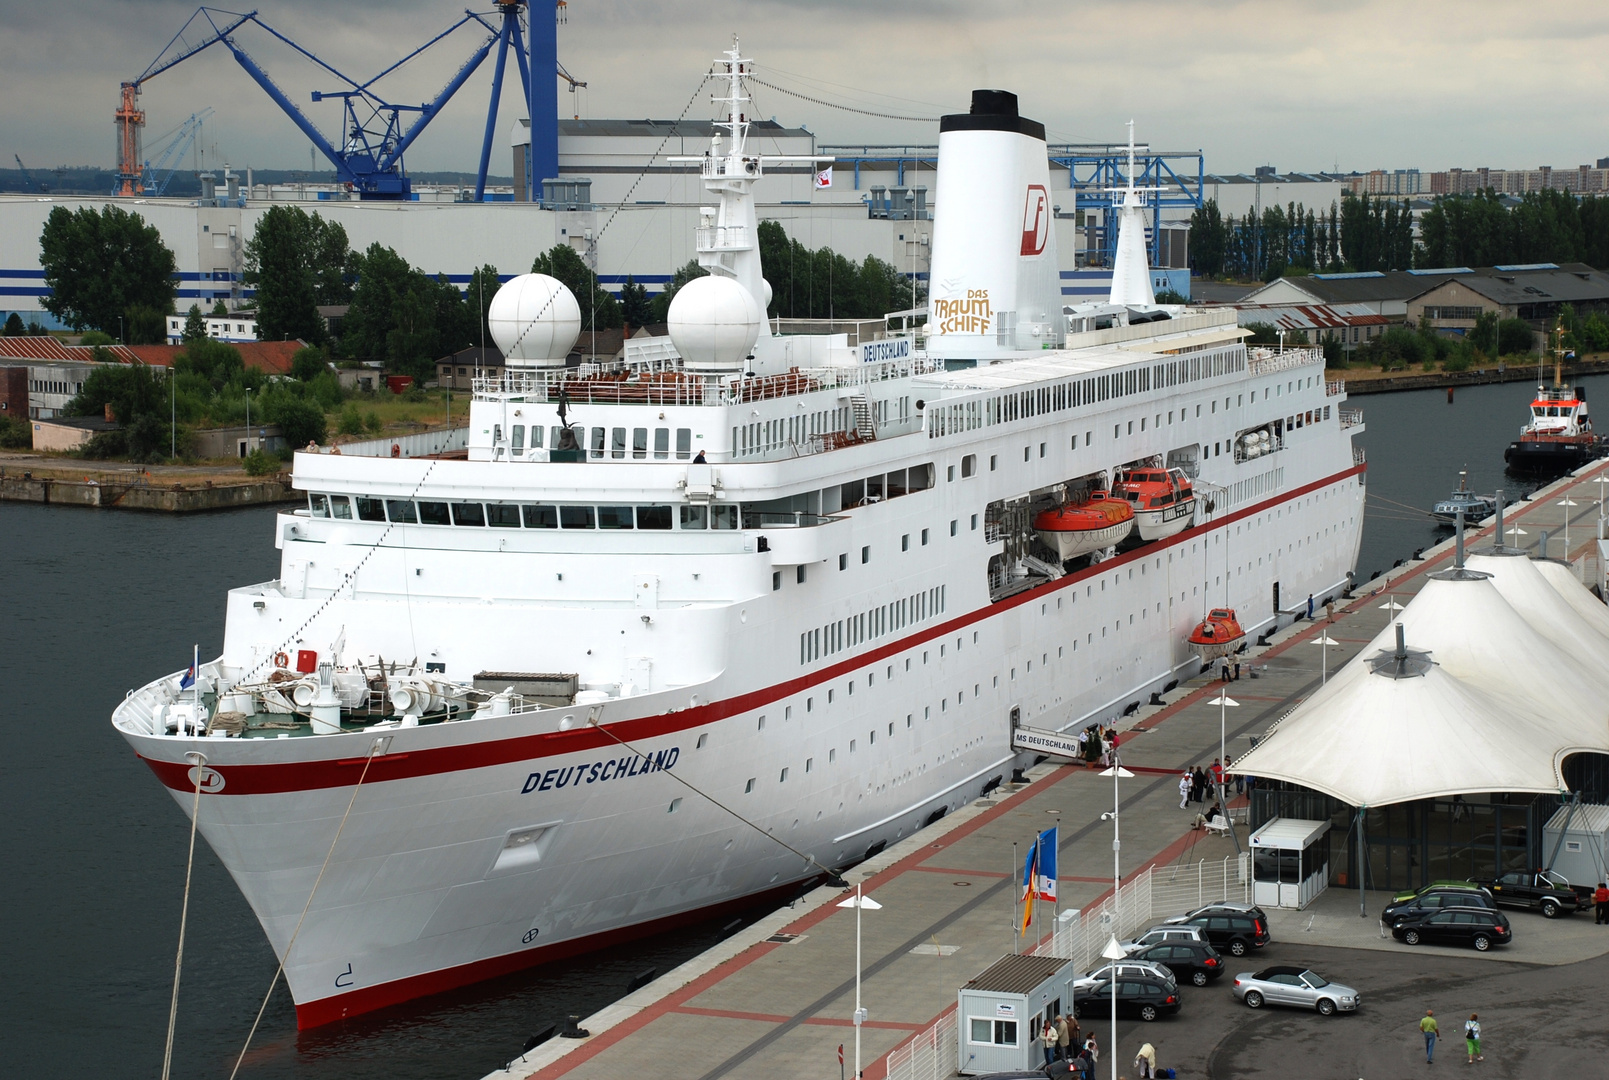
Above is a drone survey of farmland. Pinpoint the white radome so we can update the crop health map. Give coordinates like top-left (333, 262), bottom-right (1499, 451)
top-left (668, 275), bottom-right (763, 371)
top-left (488, 273), bottom-right (582, 367)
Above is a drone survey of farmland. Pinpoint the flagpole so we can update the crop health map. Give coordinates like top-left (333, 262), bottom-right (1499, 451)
top-left (1012, 841), bottom-right (1019, 954)
top-left (192, 644), bottom-right (199, 711)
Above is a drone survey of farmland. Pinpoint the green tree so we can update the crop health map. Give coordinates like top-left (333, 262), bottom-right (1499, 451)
top-left (39, 204), bottom-right (177, 334)
top-left (2, 312), bottom-right (23, 336)
top-left (532, 244), bottom-right (620, 329)
top-left (182, 303), bottom-right (207, 343)
top-left (1470, 311), bottom-right (1500, 357)
top-left (1498, 317), bottom-right (1536, 357)
top-left (65, 356), bottom-right (167, 426)
top-left (244, 205), bottom-right (334, 343)
top-left (124, 303), bottom-right (166, 346)
top-left (0, 414), bottom-right (31, 448)
top-left (619, 276), bottom-right (652, 329)
top-left (1188, 199), bottom-right (1227, 278)
top-left (211, 299), bottom-right (229, 316)
top-left (649, 260), bottom-right (709, 322)
top-left (341, 243), bottom-right (417, 364)
top-left (267, 396), bottom-right (327, 448)
top-left (290, 345), bottom-right (330, 382)
top-left (1242, 321), bottom-right (1279, 345)
top-left (466, 263), bottom-right (501, 346)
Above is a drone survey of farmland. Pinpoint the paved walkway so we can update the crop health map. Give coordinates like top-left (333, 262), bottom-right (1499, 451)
top-left (489, 459), bottom-right (1609, 1080)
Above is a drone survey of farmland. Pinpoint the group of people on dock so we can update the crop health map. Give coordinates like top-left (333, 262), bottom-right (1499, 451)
top-left (1180, 756), bottom-right (1254, 830)
top-left (1038, 1014), bottom-right (1102, 1078)
top-left (1076, 724), bottom-right (1121, 768)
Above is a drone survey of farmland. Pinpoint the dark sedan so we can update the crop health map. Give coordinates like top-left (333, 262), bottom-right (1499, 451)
top-left (1379, 884), bottom-right (1495, 924)
top-left (1389, 906), bottom-right (1512, 950)
top-left (1071, 975), bottom-right (1181, 1022)
top-left (1130, 941), bottom-right (1226, 986)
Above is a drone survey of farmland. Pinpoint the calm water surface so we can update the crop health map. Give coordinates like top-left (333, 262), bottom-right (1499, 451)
top-left (3, 381), bottom-right (1598, 1077)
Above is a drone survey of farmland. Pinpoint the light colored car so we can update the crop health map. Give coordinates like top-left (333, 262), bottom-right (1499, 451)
top-left (1072, 958), bottom-right (1177, 992)
top-left (1231, 965), bottom-right (1360, 1015)
top-left (1119, 924), bottom-right (1206, 956)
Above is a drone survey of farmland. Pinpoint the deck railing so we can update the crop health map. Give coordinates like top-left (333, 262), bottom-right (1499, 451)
top-left (1339, 407), bottom-right (1364, 429)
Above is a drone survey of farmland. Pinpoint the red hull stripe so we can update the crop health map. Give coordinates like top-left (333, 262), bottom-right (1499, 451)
top-left (141, 462), bottom-right (1365, 797)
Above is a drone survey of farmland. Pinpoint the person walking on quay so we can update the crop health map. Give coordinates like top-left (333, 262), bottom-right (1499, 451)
top-left (1056, 1014), bottom-right (1071, 1061)
top-left (1063, 1014), bottom-right (1079, 1061)
top-left (1179, 770), bottom-right (1191, 809)
top-left (1595, 882), bottom-right (1609, 924)
top-left (1326, 596), bottom-right (1336, 623)
top-left (1307, 593), bottom-right (1315, 619)
top-left (1421, 1008), bottom-right (1439, 1064)
top-left (1464, 1014), bottom-right (1483, 1063)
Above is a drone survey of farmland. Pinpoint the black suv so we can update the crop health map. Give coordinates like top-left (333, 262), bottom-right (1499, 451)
top-left (1469, 871), bottom-right (1584, 918)
top-left (1173, 910), bottom-right (1270, 956)
top-left (1389, 906), bottom-right (1512, 950)
top-left (1072, 975), bottom-right (1181, 1022)
top-left (1379, 883), bottom-right (1495, 924)
top-left (1130, 941), bottom-right (1226, 986)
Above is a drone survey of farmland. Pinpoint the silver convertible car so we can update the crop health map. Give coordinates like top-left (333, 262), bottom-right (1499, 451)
top-left (1230, 965), bottom-right (1359, 1015)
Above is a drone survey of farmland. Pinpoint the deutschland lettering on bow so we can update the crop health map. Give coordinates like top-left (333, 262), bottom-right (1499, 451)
top-left (521, 746), bottom-right (681, 793)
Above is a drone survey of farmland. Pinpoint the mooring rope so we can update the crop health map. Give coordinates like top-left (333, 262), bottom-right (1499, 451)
top-left (159, 751), bottom-right (207, 1080)
top-left (227, 741), bottom-right (382, 1080)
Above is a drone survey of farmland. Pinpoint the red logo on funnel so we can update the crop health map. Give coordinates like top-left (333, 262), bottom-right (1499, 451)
top-left (1020, 185), bottom-right (1049, 256)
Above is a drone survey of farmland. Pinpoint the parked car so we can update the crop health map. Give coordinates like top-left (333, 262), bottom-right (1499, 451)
top-left (1119, 924), bottom-right (1207, 956)
top-left (1468, 870), bottom-right (1585, 917)
top-left (1388, 906), bottom-right (1512, 950)
top-left (1163, 901), bottom-right (1267, 925)
top-left (1170, 909), bottom-right (1271, 956)
top-left (1072, 958), bottom-right (1177, 993)
top-left (1071, 975), bottom-right (1181, 1022)
top-left (1129, 941), bottom-right (1225, 986)
top-left (1379, 883), bottom-right (1496, 924)
top-left (1231, 965), bottom-right (1360, 1015)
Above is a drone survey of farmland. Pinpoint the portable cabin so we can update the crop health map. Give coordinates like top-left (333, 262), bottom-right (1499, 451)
top-left (957, 954), bottom-right (1078, 1075)
top-left (1543, 803), bottom-right (1609, 890)
top-left (1250, 817), bottom-right (1331, 909)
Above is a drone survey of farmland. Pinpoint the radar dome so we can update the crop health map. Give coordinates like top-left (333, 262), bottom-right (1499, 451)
top-left (668, 275), bottom-right (763, 372)
top-left (488, 273), bottom-right (582, 368)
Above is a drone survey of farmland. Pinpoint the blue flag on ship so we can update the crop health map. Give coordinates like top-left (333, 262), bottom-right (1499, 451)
top-left (179, 664), bottom-right (195, 690)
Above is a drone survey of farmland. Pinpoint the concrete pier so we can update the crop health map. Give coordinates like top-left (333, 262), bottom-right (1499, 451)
top-left (487, 459), bottom-right (1609, 1080)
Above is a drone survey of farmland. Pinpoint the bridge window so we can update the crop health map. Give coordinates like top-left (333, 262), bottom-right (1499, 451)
top-left (597, 505), bottom-right (634, 530)
top-left (680, 505), bottom-right (708, 530)
top-left (589, 426), bottom-right (605, 459)
top-left (385, 499), bottom-right (417, 524)
top-left (354, 497), bottom-right (385, 522)
top-left (676, 428), bottom-right (692, 459)
top-left (637, 505), bottom-right (673, 530)
top-left (418, 501), bottom-right (450, 525)
top-left (486, 503), bottom-right (521, 528)
top-left (654, 428), bottom-right (669, 459)
top-left (611, 427), bottom-right (627, 459)
top-left (522, 504), bottom-right (558, 529)
top-left (560, 505), bottom-right (595, 529)
top-left (451, 502), bottom-right (485, 527)
top-left (633, 427), bottom-right (648, 459)
top-left (710, 504), bottom-right (739, 530)
top-left (327, 495), bottom-right (353, 520)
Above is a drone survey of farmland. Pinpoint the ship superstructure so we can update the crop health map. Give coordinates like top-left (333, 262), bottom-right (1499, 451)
top-left (113, 46), bottom-right (1366, 1029)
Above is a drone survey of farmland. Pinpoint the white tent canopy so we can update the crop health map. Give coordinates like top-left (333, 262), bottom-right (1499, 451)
top-left (1233, 557), bottom-right (1609, 808)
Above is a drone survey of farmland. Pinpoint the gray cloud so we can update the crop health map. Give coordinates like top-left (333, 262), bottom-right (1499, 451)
top-left (1, 0), bottom-right (1606, 177)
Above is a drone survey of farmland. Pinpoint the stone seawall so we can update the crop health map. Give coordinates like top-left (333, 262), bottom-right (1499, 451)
top-left (0, 475), bottom-right (297, 512)
top-left (1341, 357), bottom-right (1609, 395)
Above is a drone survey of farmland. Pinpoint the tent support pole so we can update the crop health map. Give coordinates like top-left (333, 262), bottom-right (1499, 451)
top-left (1357, 805), bottom-right (1367, 919)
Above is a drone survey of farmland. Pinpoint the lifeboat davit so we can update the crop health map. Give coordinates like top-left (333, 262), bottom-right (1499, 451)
top-left (1113, 466), bottom-right (1196, 542)
top-left (1189, 608), bottom-right (1246, 662)
top-left (1033, 492), bottom-right (1135, 561)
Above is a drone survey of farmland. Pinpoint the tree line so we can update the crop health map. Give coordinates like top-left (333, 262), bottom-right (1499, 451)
top-left (1191, 189), bottom-right (1609, 281)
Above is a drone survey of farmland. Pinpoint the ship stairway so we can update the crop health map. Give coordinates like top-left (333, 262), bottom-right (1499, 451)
top-left (849, 393), bottom-right (877, 441)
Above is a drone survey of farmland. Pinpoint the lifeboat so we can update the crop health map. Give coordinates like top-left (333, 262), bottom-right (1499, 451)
top-left (1189, 608), bottom-right (1246, 662)
top-left (1113, 466), bottom-right (1197, 541)
top-left (1033, 492), bottom-right (1135, 561)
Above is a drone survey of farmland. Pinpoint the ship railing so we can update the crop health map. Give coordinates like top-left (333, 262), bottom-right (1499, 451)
top-left (1339, 407), bottom-right (1364, 429)
top-left (695, 224), bottom-right (750, 251)
top-left (1247, 346), bottom-right (1323, 375)
top-left (1325, 379), bottom-right (1346, 396)
top-left (740, 510), bottom-right (837, 529)
top-left (1354, 445), bottom-right (1366, 466)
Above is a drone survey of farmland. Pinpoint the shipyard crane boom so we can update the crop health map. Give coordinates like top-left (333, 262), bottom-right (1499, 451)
top-left (116, 3), bottom-right (580, 201)
top-left (137, 109), bottom-right (214, 197)
top-left (13, 154), bottom-right (47, 194)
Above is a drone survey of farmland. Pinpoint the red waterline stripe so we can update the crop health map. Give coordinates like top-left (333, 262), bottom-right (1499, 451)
top-left (143, 463), bottom-right (1365, 799)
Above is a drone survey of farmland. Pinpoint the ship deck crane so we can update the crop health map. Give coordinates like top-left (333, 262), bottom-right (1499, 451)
top-left (116, 2), bottom-right (579, 201)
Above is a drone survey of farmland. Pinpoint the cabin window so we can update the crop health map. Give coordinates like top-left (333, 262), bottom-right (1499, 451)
top-left (328, 495), bottom-right (353, 520)
top-left (308, 494), bottom-right (330, 517)
top-left (637, 505), bottom-right (672, 530)
top-left (486, 503), bottom-right (521, 528)
top-left (511, 425), bottom-right (525, 455)
top-left (597, 505), bottom-right (635, 530)
top-left (633, 427), bottom-right (648, 459)
top-left (530, 425), bottom-right (543, 448)
top-left (451, 502), bottom-right (485, 527)
top-left (417, 501), bottom-right (450, 525)
top-left (354, 497), bottom-right (386, 522)
top-left (676, 428), bottom-right (692, 459)
top-left (589, 426), bottom-right (606, 459)
top-left (888, 469), bottom-right (909, 498)
top-left (710, 504), bottom-right (739, 530)
top-left (654, 428), bottom-right (670, 459)
top-left (386, 499), bottom-right (417, 523)
top-left (523, 504), bottom-right (558, 529)
top-left (680, 505), bottom-right (708, 530)
top-left (961, 454), bottom-right (976, 478)
top-left (611, 427), bottom-right (627, 459)
top-left (560, 505), bottom-right (596, 529)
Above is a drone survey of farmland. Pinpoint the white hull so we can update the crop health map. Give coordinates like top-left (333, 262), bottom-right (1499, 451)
top-left (1036, 519), bottom-right (1135, 561)
top-left (1135, 498), bottom-right (1195, 542)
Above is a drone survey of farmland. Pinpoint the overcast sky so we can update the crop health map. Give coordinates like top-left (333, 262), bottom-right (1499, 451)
top-left (3, 0), bottom-right (1606, 177)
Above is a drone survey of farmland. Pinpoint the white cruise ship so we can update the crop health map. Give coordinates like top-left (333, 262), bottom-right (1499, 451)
top-left (113, 43), bottom-right (1365, 1028)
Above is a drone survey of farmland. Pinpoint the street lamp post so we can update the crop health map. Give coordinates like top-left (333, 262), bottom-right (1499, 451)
top-left (1311, 634), bottom-right (1340, 685)
top-left (1099, 934), bottom-right (1127, 1080)
top-left (245, 386), bottom-right (252, 454)
top-left (836, 886), bottom-right (882, 1079)
top-left (1098, 764), bottom-right (1133, 939)
top-left (1206, 693), bottom-right (1242, 852)
top-left (1558, 498), bottom-right (1579, 564)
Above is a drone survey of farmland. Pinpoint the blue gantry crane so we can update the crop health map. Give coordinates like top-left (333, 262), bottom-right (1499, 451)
top-left (135, 108), bottom-right (214, 196)
top-left (115, 3), bottom-right (569, 201)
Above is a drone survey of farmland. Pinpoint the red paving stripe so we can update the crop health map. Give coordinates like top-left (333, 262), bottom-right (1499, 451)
top-left (910, 865), bottom-right (1011, 878)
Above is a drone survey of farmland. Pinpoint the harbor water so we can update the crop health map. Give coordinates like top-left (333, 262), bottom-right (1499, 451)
top-left (4, 374), bottom-right (1605, 1078)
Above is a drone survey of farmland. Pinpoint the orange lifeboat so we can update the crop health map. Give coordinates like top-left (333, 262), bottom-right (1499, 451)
top-left (1113, 466), bottom-right (1196, 542)
top-left (1189, 608), bottom-right (1245, 662)
top-left (1033, 491), bottom-right (1135, 561)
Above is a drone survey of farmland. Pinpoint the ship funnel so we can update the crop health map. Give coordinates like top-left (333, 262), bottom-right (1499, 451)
top-left (927, 89), bottom-right (1063, 361)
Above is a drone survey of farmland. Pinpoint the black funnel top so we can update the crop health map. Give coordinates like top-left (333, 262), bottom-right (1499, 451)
top-left (940, 89), bottom-right (1046, 141)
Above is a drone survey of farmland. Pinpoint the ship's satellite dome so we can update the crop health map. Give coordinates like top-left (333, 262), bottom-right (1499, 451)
top-left (668, 274), bottom-right (763, 371)
top-left (488, 273), bottom-right (582, 367)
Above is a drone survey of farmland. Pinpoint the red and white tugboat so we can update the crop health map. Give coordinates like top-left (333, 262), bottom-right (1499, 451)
top-left (1188, 609), bottom-right (1246, 661)
top-left (1505, 329), bottom-right (1602, 474)
top-left (1033, 491), bottom-right (1135, 561)
top-left (1113, 465), bottom-right (1196, 541)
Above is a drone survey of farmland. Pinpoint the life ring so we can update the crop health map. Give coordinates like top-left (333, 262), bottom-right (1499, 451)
top-left (390, 443), bottom-right (401, 458)
top-left (273, 651), bottom-right (290, 669)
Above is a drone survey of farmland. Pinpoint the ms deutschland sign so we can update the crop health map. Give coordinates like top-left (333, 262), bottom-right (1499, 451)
top-left (859, 337), bottom-right (912, 365)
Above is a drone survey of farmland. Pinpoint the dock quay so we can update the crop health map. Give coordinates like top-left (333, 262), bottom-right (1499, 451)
top-left (490, 459), bottom-right (1609, 1080)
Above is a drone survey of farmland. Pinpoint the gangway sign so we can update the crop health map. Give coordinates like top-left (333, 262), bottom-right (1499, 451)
top-left (1011, 724), bottom-right (1082, 759)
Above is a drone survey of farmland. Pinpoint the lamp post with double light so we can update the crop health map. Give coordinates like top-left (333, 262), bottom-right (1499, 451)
top-left (836, 886), bottom-right (882, 1079)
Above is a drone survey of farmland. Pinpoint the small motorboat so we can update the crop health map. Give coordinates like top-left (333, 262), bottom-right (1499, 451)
top-left (1188, 608), bottom-right (1246, 662)
top-left (1033, 491), bottom-right (1135, 561)
top-left (1504, 331), bottom-right (1603, 474)
top-left (1431, 470), bottom-right (1495, 524)
top-left (1113, 466), bottom-right (1197, 541)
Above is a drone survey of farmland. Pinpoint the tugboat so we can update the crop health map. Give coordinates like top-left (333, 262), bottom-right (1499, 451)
top-left (1432, 470), bottom-right (1496, 523)
top-left (1188, 609), bottom-right (1246, 662)
top-left (1504, 325), bottom-right (1602, 474)
top-left (1113, 465), bottom-right (1196, 541)
top-left (1033, 490), bottom-right (1135, 561)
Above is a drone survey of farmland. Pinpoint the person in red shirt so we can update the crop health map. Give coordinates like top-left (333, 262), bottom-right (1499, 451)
top-left (1594, 882), bottom-right (1609, 925)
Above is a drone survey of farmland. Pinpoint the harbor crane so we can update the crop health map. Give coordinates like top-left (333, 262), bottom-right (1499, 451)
top-left (115, 2), bottom-right (575, 201)
top-left (13, 154), bottom-right (47, 194)
top-left (129, 109), bottom-right (214, 197)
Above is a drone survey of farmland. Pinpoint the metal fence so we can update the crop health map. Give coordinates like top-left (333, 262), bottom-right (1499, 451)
top-left (881, 856), bottom-right (1248, 1079)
